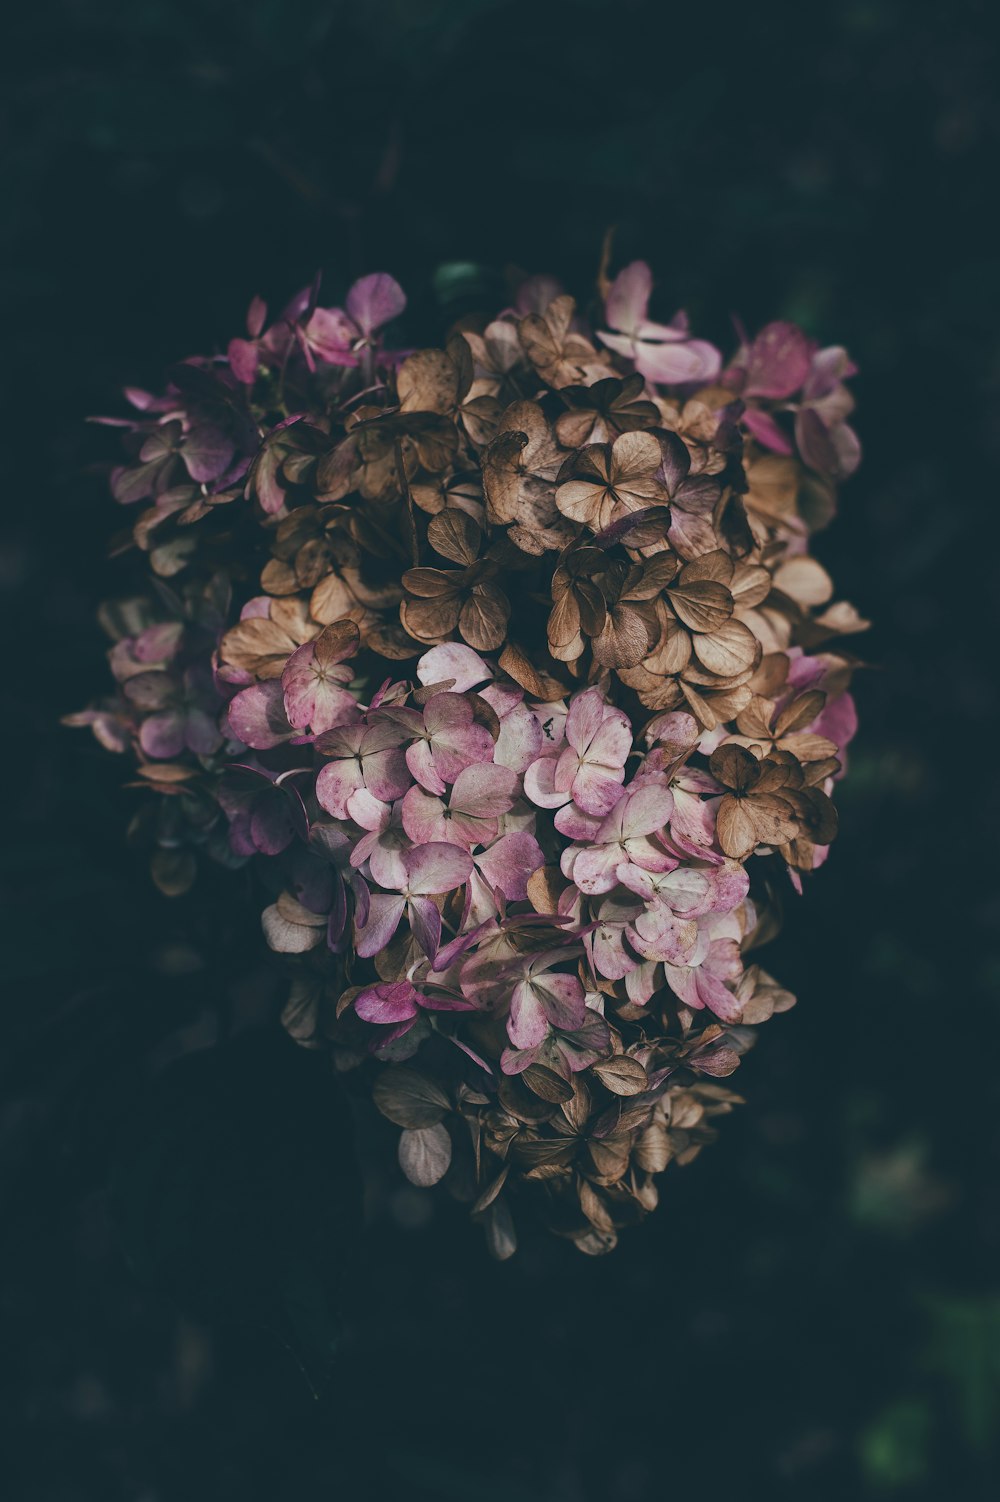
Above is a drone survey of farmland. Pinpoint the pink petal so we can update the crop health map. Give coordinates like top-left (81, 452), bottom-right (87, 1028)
top-left (474, 831), bottom-right (544, 901)
top-left (605, 261), bottom-right (653, 335)
top-left (228, 337), bottom-right (260, 384)
top-left (493, 702), bottom-right (543, 773)
top-left (586, 712), bottom-right (632, 770)
top-left (451, 763), bottom-right (519, 817)
top-left (281, 641), bottom-right (359, 733)
top-left (403, 842), bottom-right (474, 896)
top-left (563, 842), bottom-right (622, 896)
top-left (565, 688), bottom-right (606, 754)
top-left (621, 783), bottom-right (674, 840)
top-left (523, 755), bottom-right (569, 809)
top-left (571, 760), bottom-right (627, 817)
top-left (315, 758), bottom-right (365, 819)
top-left (635, 339), bottom-right (721, 386)
top-left (416, 642), bottom-right (491, 692)
top-left (742, 407), bottom-right (793, 454)
top-left (303, 306), bottom-right (357, 363)
top-left (226, 681), bottom-right (293, 750)
top-left (534, 973), bottom-right (587, 1032)
top-left (139, 711), bottom-right (185, 759)
top-left (508, 981), bottom-right (548, 1048)
top-left (744, 322), bottom-right (812, 399)
top-left (406, 738), bottom-right (445, 795)
top-left (401, 786), bottom-right (449, 844)
top-left (363, 747), bottom-right (412, 802)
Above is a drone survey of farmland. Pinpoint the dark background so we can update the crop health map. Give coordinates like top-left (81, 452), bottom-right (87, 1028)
top-left (2, 1), bottom-right (999, 1498)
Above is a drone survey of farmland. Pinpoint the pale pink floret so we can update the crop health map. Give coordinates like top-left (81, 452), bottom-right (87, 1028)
top-left (562, 782), bottom-right (675, 896)
top-left (598, 261), bottom-right (722, 386)
top-left (315, 720), bottom-right (412, 826)
top-left (524, 687), bottom-right (630, 817)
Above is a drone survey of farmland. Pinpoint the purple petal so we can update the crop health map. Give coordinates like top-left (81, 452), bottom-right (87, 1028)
top-left (355, 894), bottom-right (406, 958)
top-left (226, 681), bottom-right (294, 750)
top-left (355, 981), bottom-right (420, 1024)
top-left (403, 842), bottom-right (474, 896)
top-left (345, 272), bottom-right (406, 335)
top-left (408, 894), bottom-right (442, 958)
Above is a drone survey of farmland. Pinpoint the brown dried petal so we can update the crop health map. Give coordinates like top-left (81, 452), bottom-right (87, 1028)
top-left (399, 1123), bottom-right (452, 1186)
top-left (690, 618), bottom-right (759, 678)
top-left (397, 348), bottom-right (459, 415)
top-left (459, 584), bottom-right (510, 652)
top-left (374, 1068), bottom-right (451, 1128)
top-left (591, 1056), bottom-right (649, 1096)
top-left (427, 508), bottom-right (482, 566)
top-left (667, 578), bottom-right (734, 633)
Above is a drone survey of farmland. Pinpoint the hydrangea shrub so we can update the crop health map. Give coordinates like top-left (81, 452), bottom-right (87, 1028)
top-left (70, 260), bottom-right (864, 1256)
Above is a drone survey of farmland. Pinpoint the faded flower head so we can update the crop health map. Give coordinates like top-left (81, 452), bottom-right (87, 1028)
top-left (71, 255), bottom-right (864, 1257)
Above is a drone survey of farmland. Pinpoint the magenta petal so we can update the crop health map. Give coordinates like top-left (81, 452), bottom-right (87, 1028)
top-left (355, 981), bottom-right (419, 1024)
top-left (742, 406), bottom-right (793, 454)
top-left (345, 272), bottom-right (406, 334)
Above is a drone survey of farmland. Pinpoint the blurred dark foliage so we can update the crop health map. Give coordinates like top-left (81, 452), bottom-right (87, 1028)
top-left (2, 0), bottom-right (999, 1498)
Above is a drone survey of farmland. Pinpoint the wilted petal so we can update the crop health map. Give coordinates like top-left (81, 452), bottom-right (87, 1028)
top-left (404, 842), bottom-right (474, 896)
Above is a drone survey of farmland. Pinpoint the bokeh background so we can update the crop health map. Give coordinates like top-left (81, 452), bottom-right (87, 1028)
top-left (3, 1), bottom-right (999, 1498)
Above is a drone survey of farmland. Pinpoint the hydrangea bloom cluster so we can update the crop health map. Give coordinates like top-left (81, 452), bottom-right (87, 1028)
top-left (71, 261), bottom-right (864, 1255)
